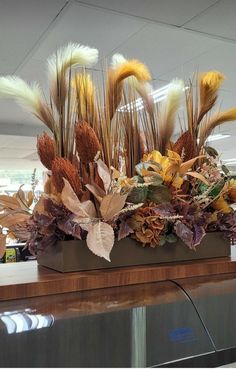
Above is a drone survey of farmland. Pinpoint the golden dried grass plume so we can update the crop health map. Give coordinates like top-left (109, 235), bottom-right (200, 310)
top-left (52, 157), bottom-right (82, 197)
top-left (37, 132), bottom-right (56, 170)
top-left (107, 59), bottom-right (151, 119)
top-left (75, 121), bottom-right (101, 164)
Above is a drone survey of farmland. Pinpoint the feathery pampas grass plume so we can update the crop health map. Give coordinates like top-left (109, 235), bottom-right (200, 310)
top-left (111, 53), bottom-right (154, 115)
top-left (75, 121), bottom-right (101, 164)
top-left (199, 107), bottom-right (236, 147)
top-left (73, 73), bottom-right (97, 124)
top-left (37, 133), bottom-right (56, 170)
top-left (107, 57), bottom-right (151, 119)
top-left (0, 76), bottom-right (54, 131)
top-left (198, 70), bottom-right (225, 124)
top-left (158, 78), bottom-right (184, 154)
top-left (47, 42), bottom-right (98, 109)
top-left (52, 157), bottom-right (81, 197)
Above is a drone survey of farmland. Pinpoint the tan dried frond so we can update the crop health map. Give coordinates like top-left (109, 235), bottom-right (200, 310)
top-left (173, 131), bottom-right (195, 161)
top-left (37, 132), bottom-right (56, 170)
top-left (158, 79), bottom-right (184, 154)
top-left (197, 70), bottom-right (225, 125)
top-left (107, 59), bottom-right (151, 120)
top-left (75, 121), bottom-right (101, 164)
top-left (52, 157), bottom-right (81, 197)
top-left (199, 107), bottom-right (236, 147)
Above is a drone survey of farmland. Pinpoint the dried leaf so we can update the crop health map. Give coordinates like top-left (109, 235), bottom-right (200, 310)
top-left (118, 221), bottom-right (134, 241)
top-left (33, 195), bottom-right (46, 215)
top-left (27, 190), bottom-right (34, 207)
top-left (179, 155), bottom-right (205, 175)
top-left (86, 221), bottom-right (114, 261)
top-left (0, 195), bottom-right (20, 210)
top-left (186, 171), bottom-right (210, 186)
top-left (16, 186), bottom-right (30, 211)
top-left (147, 185), bottom-right (171, 204)
top-left (0, 213), bottom-right (30, 228)
top-left (0, 234), bottom-right (6, 258)
top-left (61, 179), bottom-right (97, 218)
top-left (86, 183), bottom-right (106, 203)
top-left (96, 159), bottom-right (111, 193)
top-left (100, 192), bottom-right (127, 221)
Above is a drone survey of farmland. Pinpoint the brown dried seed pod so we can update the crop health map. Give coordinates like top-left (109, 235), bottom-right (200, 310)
top-left (37, 132), bottom-right (56, 170)
top-left (75, 121), bottom-right (101, 164)
top-left (51, 157), bottom-right (81, 197)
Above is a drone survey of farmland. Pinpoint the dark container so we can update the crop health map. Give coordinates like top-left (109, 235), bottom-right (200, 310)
top-left (37, 232), bottom-right (230, 273)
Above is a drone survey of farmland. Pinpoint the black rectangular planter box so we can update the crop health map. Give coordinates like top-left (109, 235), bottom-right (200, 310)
top-left (37, 232), bottom-right (230, 273)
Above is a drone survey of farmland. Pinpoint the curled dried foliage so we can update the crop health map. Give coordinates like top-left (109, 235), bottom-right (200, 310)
top-left (173, 130), bottom-right (195, 161)
top-left (75, 121), bottom-right (101, 164)
top-left (128, 205), bottom-right (165, 247)
top-left (37, 132), bottom-right (55, 170)
top-left (52, 157), bottom-right (81, 197)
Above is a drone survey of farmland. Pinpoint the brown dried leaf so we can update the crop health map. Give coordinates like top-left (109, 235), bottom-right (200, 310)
top-left (100, 192), bottom-right (128, 221)
top-left (86, 221), bottom-right (114, 261)
top-left (96, 159), bottom-right (111, 193)
top-left (61, 179), bottom-right (97, 218)
top-left (179, 155), bottom-right (205, 175)
top-left (27, 190), bottom-right (34, 207)
top-left (86, 183), bottom-right (106, 203)
top-left (0, 195), bottom-right (20, 210)
top-left (0, 234), bottom-right (6, 258)
top-left (16, 186), bottom-right (30, 211)
top-left (0, 213), bottom-right (30, 229)
top-left (186, 171), bottom-right (209, 186)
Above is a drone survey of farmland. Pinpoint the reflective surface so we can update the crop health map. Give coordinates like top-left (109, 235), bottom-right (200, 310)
top-left (0, 281), bottom-right (214, 367)
top-left (176, 273), bottom-right (236, 351)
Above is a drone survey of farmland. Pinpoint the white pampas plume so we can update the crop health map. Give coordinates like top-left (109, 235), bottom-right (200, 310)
top-left (0, 76), bottom-right (54, 131)
top-left (158, 78), bottom-right (184, 154)
top-left (48, 42), bottom-right (98, 110)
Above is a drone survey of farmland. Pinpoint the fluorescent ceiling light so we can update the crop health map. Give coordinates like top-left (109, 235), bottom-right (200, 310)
top-left (206, 134), bottom-right (230, 142)
top-left (118, 82), bottom-right (187, 112)
top-left (223, 158), bottom-right (236, 165)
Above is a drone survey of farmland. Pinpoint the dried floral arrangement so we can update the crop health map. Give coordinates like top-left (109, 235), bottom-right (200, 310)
top-left (0, 42), bottom-right (235, 262)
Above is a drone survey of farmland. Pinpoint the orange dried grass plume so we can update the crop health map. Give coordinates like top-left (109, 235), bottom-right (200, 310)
top-left (75, 121), bottom-right (101, 164)
top-left (37, 132), bottom-right (55, 170)
top-left (52, 157), bottom-right (81, 197)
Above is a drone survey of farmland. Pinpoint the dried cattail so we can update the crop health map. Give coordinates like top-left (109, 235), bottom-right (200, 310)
top-left (75, 121), bottom-right (101, 164)
top-left (37, 132), bottom-right (56, 170)
top-left (173, 131), bottom-right (195, 161)
top-left (51, 157), bottom-right (81, 197)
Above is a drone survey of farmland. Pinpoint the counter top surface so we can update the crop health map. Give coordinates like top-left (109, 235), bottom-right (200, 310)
top-left (0, 246), bottom-right (236, 301)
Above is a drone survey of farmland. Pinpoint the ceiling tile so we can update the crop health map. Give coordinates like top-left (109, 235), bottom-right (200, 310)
top-left (184, 0), bottom-right (236, 40)
top-left (111, 24), bottom-right (221, 80)
top-left (30, 2), bottom-right (146, 62)
top-left (0, 0), bottom-right (67, 74)
top-left (77, 0), bottom-right (217, 26)
top-left (160, 42), bottom-right (236, 94)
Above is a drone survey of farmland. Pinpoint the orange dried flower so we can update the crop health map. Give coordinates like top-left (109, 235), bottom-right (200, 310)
top-left (37, 132), bottom-right (55, 170)
top-left (75, 121), bottom-right (101, 164)
top-left (51, 157), bottom-right (81, 197)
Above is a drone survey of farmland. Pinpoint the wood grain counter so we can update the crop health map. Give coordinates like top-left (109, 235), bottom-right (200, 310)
top-left (0, 246), bottom-right (236, 301)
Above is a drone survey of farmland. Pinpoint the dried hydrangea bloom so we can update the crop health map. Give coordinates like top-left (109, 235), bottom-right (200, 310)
top-left (128, 205), bottom-right (165, 247)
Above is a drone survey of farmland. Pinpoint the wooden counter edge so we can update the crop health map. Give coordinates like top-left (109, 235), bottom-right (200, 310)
top-left (1, 250), bottom-right (236, 301)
